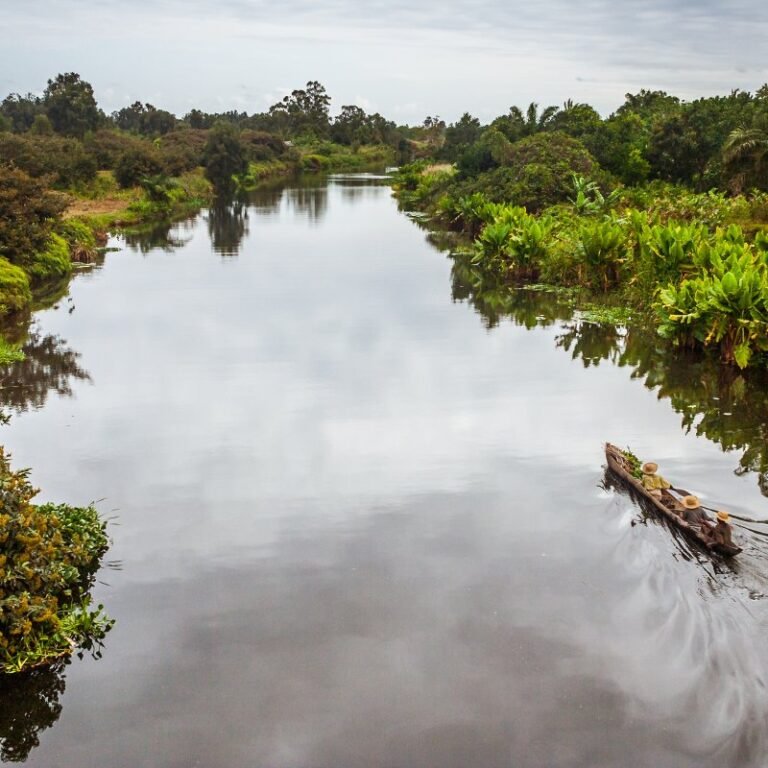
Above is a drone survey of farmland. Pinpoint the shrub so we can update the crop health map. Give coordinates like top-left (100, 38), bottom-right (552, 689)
top-left (573, 218), bottom-right (628, 291)
top-left (240, 129), bottom-right (288, 162)
top-left (444, 135), bottom-right (604, 213)
top-left (656, 234), bottom-right (768, 367)
top-left (202, 124), bottom-right (249, 195)
top-left (626, 217), bottom-right (707, 303)
top-left (0, 167), bottom-right (68, 266)
top-left (0, 134), bottom-right (96, 187)
top-left (28, 234), bottom-right (72, 284)
top-left (114, 146), bottom-right (165, 188)
top-left (83, 129), bottom-right (145, 169)
top-left (472, 205), bottom-right (551, 280)
top-left (300, 153), bottom-right (330, 171)
top-left (0, 447), bottom-right (112, 673)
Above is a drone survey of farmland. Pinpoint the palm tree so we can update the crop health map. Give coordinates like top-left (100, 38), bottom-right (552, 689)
top-left (723, 124), bottom-right (768, 193)
top-left (508, 102), bottom-right (559, 136)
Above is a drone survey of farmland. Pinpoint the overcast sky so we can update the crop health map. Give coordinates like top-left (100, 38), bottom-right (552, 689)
top-left (2, 0), bottom-right (767, 123)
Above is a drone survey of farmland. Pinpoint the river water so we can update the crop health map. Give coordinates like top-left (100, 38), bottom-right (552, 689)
top-left (2, 174), bottom-right (768, 767)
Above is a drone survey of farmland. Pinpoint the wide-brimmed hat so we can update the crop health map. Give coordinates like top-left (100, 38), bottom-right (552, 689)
top-left (716, 510), bottom-right (730, 522)
top-left (682, 495), bottom-right (701, 509)
top-left (642, 462), bottom-right (658, 474)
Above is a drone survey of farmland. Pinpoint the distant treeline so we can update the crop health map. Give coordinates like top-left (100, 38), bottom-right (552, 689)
top-left (0, 73), bottom-right (411, 156)
top-left (3, 74), bottom-right (767, 195)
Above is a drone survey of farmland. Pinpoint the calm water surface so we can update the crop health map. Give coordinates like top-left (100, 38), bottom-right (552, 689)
top-left (2, 174), bottom-right (768, 767)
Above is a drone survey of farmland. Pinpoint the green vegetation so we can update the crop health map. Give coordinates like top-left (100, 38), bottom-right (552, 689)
top-left (0, 448), bottom-right (112, 674)
top-left (393, 85), bottom-right (768, 369)
top-left (0, 260), bottom-right (32, 317)
top-left (621, 447), bottom-right (643, 479)
top-left (0, 72), bottom-right (412, 325)
top-left (0, 338), bottom-right (24, 365)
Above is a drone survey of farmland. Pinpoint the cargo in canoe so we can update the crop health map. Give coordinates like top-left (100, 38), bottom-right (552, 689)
top-left (605, 442), bottom-right (742, 558)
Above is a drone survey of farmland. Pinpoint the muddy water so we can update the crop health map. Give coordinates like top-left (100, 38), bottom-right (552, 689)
top-left (1, 174), bottom-right (768, 767)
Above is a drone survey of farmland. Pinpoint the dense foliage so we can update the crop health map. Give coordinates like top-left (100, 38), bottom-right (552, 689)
top-left (0, 448), bottom-right (112, 673)
top-left (396, 163), bottom-right (768, 368)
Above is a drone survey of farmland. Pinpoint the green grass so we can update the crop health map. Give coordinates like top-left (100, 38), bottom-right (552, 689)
top-left (0, 336), bottom-right (24, 364)
top-left (0, 257), bottom-right (32, 317)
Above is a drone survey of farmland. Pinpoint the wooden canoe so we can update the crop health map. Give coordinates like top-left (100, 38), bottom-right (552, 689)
top-left (605, 442), bottom-right (742, 558)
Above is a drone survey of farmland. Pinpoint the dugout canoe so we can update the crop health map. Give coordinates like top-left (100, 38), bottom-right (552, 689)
top-left (605, 442), bottom-right (742, 558)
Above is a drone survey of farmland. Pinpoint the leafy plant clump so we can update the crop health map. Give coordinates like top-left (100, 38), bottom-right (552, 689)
top-left (0, 338), bottom-right (24, 365)
top-left (622, 447), bottom-right (643, 479)
top-left (0, 448), bottom-right (113, 674)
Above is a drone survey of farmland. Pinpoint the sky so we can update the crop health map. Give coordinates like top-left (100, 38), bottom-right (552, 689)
top-left (2, 0), bottom-right (767, 124)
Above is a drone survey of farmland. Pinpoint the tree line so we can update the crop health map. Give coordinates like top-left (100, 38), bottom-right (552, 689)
top-left (0, 74), bottom-right (406, 147)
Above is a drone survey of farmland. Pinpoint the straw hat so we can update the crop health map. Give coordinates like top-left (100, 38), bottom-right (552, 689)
top-left (642, 462), bottom-right (658, 474)
top-left (682, 495), bottom-right (701, 510)
top-left (716, 511), bottom-right (730, 523)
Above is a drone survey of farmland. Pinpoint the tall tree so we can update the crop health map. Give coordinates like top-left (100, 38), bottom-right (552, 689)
top-left (202, 123), bottom-right (248, 196)
top-left (269, 81), bottom-right (331, 138)
top-left (43, 73), bottom-right (100, 138)
top-left (0, 93), bottom-right (43, 133)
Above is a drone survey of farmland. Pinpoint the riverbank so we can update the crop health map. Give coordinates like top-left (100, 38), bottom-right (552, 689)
top-left (392, 162), bottom-right (768, 369)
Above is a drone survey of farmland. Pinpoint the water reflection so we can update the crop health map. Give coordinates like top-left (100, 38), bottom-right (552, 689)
top-left (205, 199), bottom-right (249, 258)
top-left (0, 662), bottom-right (68, 763)
top-left (284, 186), bottom-right (328, 224)
top-left (451, 256), bottom-right (574, 330)
top-left (4, 174), bottom-right (768, 767)
top-left (444, 248), bottom-right (768, 497)
top-left (123, 217), bottom-right (196, 254)
top-left (247, 184), bottom-right (284, 216)
top-left (556, 320), bottom-right (626, 368)
top-left (0, 328), bottom-right (91, 413)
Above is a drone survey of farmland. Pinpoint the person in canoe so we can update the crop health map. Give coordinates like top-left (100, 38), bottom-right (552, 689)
top-left (713, 510), bottom-right (735, 548)
top-left (681, 495), bottom-right (711, 526)
top-left (641, 461), bottom-right (671, 499)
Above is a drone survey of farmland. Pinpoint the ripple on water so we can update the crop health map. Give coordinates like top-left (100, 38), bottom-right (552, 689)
top-left (602, 496), bottom-right (768, 766)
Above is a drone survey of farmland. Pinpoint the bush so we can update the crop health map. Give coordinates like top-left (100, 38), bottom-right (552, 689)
top-left (0, 167), bottom-right (68, 266)
top-left (240, 129), bottom-right (288, 162)
top-left (0, 134), bottom-right (96, 187)
top-left (28, 233), bottom-right (72, 284)
top-left (300, 153), bottom-right (330, 171)
top-left (114, 146), bottom-right (165, 188)
top-left (0, 447), bottom-right (112, 673)
top-left (656, 231), bottom-right (768, 367)
top-left (202, 124), bottom-right (249, 195)
top-left (573, 218), bottom-right (628, 291)
top-left (0, 258), bottom-right (31, 316)
top-left (471, 205), bottom-right (551, 280)
top-left (446, 134), bottom-right (604, 213)
top-left (83, 129), bottom-right (145, 169)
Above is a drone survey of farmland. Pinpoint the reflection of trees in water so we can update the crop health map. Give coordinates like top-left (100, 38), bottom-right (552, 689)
top-left (620, 333), bottom-right (768, 496)
top-left (447, 248), bottom-right (768, 495)
top-left (0, 329), bottom-right (91, 413)
top-left (451, 254), bottom-right (573, 330)
top-left (205, 199), bottom-right (249, 258)
top-left (0, 660), bottom-right (67, 763)
top-left (123, 217), bottom-right (196, 254)
top-left (246, 185), bottom-right (283, 215)
top-left (285, 187), bottom-right (327, 224)
top-left (556, 321), bottom-right (625, 368)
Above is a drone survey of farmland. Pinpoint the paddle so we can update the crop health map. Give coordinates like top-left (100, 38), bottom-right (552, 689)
top-left (669, 486), bottom-right (768, 525)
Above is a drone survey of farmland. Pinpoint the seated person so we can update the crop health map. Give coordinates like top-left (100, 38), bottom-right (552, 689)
top-left (641, 461), bottom-right (671, 498)
top-left (713, 510), bottom-right (734, 548)
top-left (681, 495), bottom-right (712, 527)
